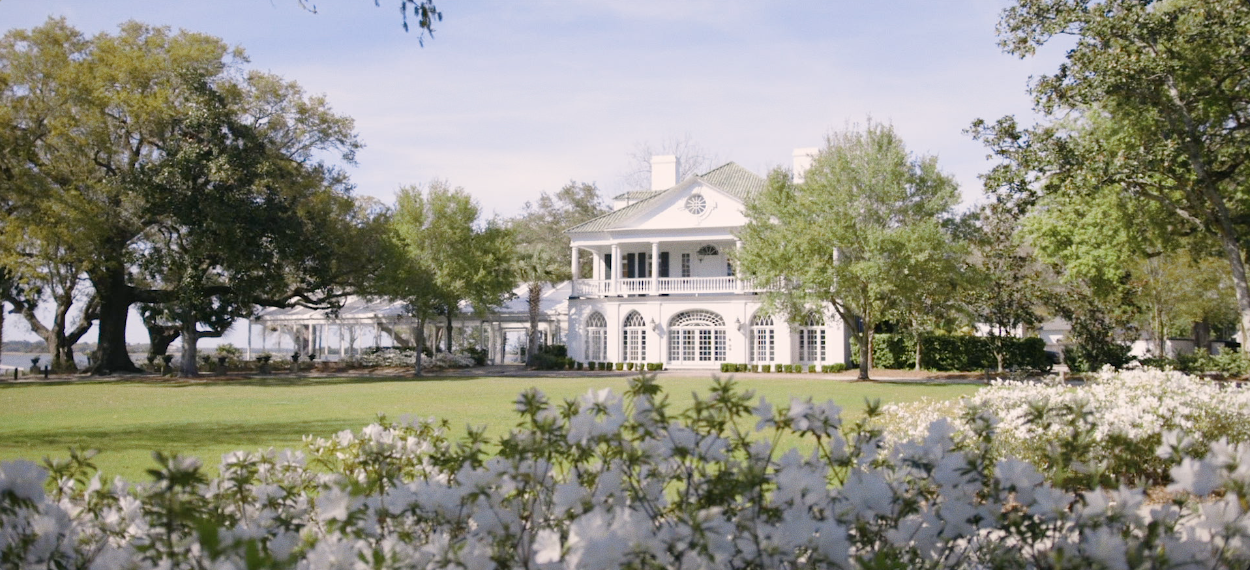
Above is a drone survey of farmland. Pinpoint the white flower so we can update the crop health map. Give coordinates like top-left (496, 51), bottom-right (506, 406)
top-left (0, 460), bottom-right (47, 502)
top-left (1082, 526), bottom-right (1128, 570)
top-left (533, 529), bottom-right (562, 563)
top-left (1169, 457), bottom-right (1221, 496)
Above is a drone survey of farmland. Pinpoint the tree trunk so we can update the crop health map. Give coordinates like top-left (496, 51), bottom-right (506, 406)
top-left (89, 267), bottom-right (140, 374)
top-left (1192, 320), bottom-right (1211, 355)
top-left (913, 331), bottom-right (923, 372)
top-left (1208, 198), bottom-right (1250, 355)
top-left (146, 323), bottom-right (180, 361)
top-left (446, 312), bottom-right (454, 354)
top-left (179, 322), bottom-right (200, 378)
top-left (413, 317), bottom-right (425, 377)
top-left (1153, 307), bottom-right (1166, 357)
top-left (526, 283), bottom-right (543, 368)
top-left (857, 311), bottom-right (872, 381)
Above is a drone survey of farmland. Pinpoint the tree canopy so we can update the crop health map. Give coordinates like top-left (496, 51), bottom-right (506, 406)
top-left (737, 121), bottom-right (960, 380)
top-left (509, 181), bottom-right (609, 366)
top-left (0, 19), bottom-right (385, 373)
top-left (973, 0), bottom-right (1250, 350)
top-left (389, 181), bottom-right (513, 374)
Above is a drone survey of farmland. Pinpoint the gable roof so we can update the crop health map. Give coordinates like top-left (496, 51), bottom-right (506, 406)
top-left (568, 161), bottom-right (764, 234)
top-left (697, 162), bottom-right (766, 201)
top-left (612, 190), bottom-right (663, 201)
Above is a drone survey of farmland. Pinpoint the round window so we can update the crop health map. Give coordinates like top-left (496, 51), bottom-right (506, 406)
top-left (684, 194), bottom-right (707, 215)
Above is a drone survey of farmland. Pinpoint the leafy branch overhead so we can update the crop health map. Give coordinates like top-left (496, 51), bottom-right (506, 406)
top-left (297, 0), bottom-right (442, 39)
top-left (973, 0), bottom-right (1250, 353)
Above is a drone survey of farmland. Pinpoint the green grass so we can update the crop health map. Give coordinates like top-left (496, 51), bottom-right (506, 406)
top-left (0, 374), bottom-right (979, 481)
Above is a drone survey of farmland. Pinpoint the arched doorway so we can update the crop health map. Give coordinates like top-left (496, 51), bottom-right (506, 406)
top-left (668, 310), bottom-right (727, 363)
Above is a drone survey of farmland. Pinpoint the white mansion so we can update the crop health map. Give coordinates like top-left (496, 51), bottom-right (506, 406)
top-left (564, 152), bottom-right (852, 369)
top-left (252, 151), bottom-right (854, 369)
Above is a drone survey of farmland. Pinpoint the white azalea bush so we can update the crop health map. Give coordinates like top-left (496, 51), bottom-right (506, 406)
top-left (354, 349), bottom-right (475, 369)
top-left (3, 375), bottom-right (1250, 569)
top-left (881, 367), bottom-right (1250, 489)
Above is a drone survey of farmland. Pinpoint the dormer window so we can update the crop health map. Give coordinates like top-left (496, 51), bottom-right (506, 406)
top-left (684, 194), bottom-right (707, 215)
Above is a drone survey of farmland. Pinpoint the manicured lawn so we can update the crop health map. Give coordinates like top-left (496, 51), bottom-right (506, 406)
top-left (0, 373), bottom-right (979, 481)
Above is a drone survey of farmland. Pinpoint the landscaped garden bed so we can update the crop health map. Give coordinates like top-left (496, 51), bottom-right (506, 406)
top-left (3, 370), bottom-right (1249, 568)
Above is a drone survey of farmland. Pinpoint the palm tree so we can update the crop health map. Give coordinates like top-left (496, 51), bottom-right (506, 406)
top-left (512, 244), bottom-right (567, 367)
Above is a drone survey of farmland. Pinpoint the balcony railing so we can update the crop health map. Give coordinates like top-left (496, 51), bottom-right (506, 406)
top-left (572, 277), bottom-right (771, 297)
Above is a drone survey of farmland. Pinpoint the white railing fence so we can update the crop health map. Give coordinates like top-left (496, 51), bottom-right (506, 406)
top-left (573, 276), bottom-right (777, 296)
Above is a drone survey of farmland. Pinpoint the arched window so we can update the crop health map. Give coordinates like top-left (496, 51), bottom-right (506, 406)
top-left (797, 312), bottom-right (826, 363)
top-left (668, 310), bottom-right (727, 362)
top-left (622, 311), bottom-right (647, 363)
top-left (750, 313), bottom-right (775, 363)
top-left (585, 312), bottom-right (607, 361)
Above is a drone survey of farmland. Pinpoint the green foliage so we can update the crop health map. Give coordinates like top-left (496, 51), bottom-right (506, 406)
top-left (822, 363), bottom-right (849, 373)
top-left (975, 0), bottom-right (1250, 352)
top-left (0, 19), bottom-right (379, 374)
top-left (509, 182), bottom-right (609, 366)
top-left (738, 120), bottom-right (961, 379)
top-left (462, 347), bottom-right (488, 366)
top-left (873, 334), bottom-right (1051, 372)
top-left (389, 181), bottom-right (513, 372)
top-left (1147, 350), bottom-right (1250, 377)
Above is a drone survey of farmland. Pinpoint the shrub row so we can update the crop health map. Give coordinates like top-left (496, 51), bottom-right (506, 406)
top-left (1140, 350), bottom-right (1250, 377)
top-left (718, 363), bottom-right (849, 373)
top-left (872, 333), bottom-right (1051, 372)
top-left (583, 362), bottom-right (663, 371)
top-left (880, 367), bottom-right (1250, 489)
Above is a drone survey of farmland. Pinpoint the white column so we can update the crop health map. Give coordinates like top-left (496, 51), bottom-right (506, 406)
top-left (592, 251), bottom-right (602, 281)
top-left (650, 242), bottom-right (660, 294)
top-left (735, 240), bottom-right (744, 293)
top-left (610, 243), bottom-right (621, 295)
top-left (571, 246), bottom-right (581, 287)
top-left (246, 319), bottom-right (252, 361)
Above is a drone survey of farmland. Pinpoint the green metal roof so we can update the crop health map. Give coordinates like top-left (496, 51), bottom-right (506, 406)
top-left (698, 162), bottom-right (766, 201)
top-left (567, 162), bottom-right (764, 234)
top-left (611, 190), bottom-right (663, 201)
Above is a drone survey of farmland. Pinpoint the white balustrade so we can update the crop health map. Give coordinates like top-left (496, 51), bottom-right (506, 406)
top-left (572, 280), bottom-right (611, 296)
top-left (620, 278), bottom-right (652, 294)
top-left (657, 276), bottom-right (736, 293)
top-left (574, 276), bottom-right (779, 297)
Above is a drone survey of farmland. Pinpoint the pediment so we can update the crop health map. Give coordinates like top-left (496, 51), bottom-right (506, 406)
top-left (622, 181), bottom-right (747, 231)
top-left (567, 162), bottom-right (764, 235)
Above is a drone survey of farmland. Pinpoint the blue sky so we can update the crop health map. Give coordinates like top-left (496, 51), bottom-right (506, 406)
top-left (0, 0), bottom-right (1066, 346)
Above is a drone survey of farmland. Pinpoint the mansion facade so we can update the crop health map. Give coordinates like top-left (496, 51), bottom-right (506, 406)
top-left (565, 152), bottom-right (852, 369)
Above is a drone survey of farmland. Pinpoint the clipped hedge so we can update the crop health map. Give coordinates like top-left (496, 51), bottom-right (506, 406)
top-left (873, 334), bottom-right (1051, 372)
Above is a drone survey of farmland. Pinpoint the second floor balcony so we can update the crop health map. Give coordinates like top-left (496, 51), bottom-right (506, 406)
top-left (572, 276), bottom-right (770, 297)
